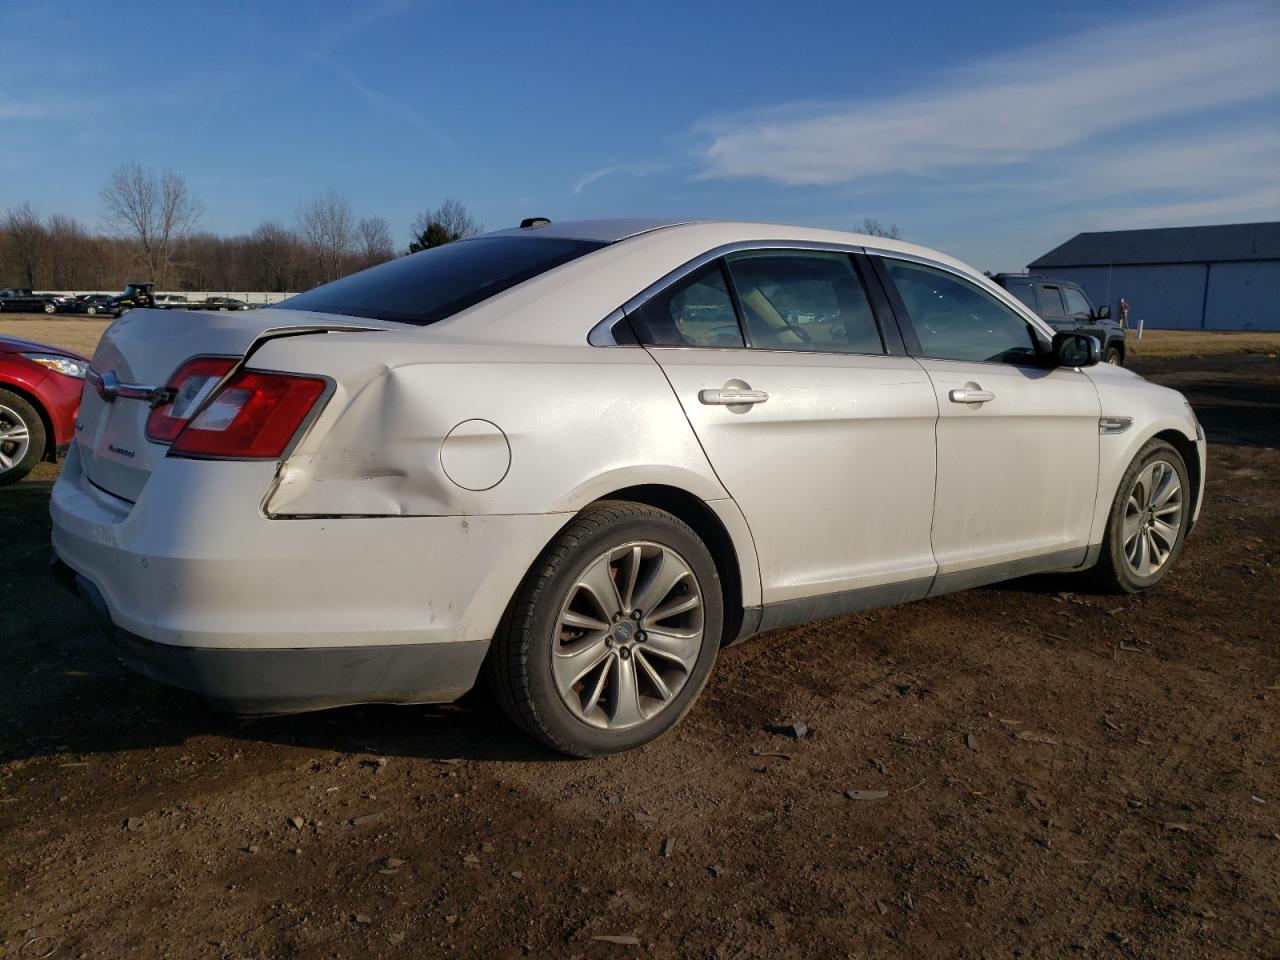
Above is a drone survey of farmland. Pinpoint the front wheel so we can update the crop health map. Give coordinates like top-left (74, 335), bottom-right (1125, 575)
top-left (1093, 439), bottom-right (1191, 593)
top-left (42, 302), bottom-right (55, 314)
top-left (489, 502), bottom-right (723, 757)
top-left (0, 389), bottom-right (45, 486)
top-left (1104, 346), bottom-right (1123, 365)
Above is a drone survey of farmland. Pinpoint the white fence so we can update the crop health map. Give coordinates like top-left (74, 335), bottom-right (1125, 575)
top-left (49, 291), bottom-right (297, 305)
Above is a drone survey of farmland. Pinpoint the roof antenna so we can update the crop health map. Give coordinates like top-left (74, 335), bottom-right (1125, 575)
top-left (519, 217), bottom-right (551, 229)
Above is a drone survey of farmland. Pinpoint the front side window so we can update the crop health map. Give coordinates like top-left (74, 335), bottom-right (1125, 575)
top-left (1037, 285), bottom-right (1067, 319)
top-left (1063, 287), bottom-right (1093, 320)
top-left (627, 261), bottom-right (744, 347)
top-left (725, 251), bottom-right (884, 354)
top-left (279, 236), bottom-right (605, 326)
top-left (885, 259), bottom-right (1038, 365)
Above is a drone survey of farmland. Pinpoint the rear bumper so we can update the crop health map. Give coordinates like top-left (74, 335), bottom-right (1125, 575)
top-left (53, 558), bottom-right (487, 713)
top-left (49, 446), bottom-right (569, 712)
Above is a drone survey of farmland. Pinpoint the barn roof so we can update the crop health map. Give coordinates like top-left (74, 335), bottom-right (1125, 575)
top-left (1029, 221), bottom-right (1280, 268)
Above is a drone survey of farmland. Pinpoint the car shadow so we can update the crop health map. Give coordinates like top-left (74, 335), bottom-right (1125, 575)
top-left (1, 472), bottom-right (562, 766)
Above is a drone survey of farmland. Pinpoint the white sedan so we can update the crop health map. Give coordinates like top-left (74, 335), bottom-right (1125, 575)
top-left (51, 219), bottom-right (1205, 756)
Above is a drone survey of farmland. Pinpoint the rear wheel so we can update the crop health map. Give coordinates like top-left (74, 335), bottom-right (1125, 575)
top-left (489, 501), bottom-right (723, 757)
top-left (0, 389), bottom-right (45, 486)
top-left (1093, 439), bottom-right (1190, 592)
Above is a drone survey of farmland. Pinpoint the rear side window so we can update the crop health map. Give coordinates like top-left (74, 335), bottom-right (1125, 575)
top-left (725, 251), bottom-right (884, 354)
top-left (1007, 284), bottom-right (1038, 311)
top-left (885, 259), bottom-right (1037, 365)
top-left (1037, 285), bottom-right (1067, 319)
top-left (628, 262), bottom-right (745, 347)
top-left (278, 236), bottom-right (605, 326)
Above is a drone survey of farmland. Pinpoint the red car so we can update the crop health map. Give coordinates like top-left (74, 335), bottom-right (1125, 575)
top-left (0, 335), bottom-right (89, 485)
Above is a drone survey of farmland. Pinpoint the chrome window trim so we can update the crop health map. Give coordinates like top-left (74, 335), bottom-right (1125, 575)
top-left (589, 239), bottom-right (870, 348)
top-left (589, 239), bottom-right (1058, 349)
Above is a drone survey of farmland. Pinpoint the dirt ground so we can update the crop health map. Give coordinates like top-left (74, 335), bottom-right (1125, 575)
top-left (1, 349), bottom-right (1276, 959)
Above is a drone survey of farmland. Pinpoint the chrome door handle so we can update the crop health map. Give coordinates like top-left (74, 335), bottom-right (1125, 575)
top-left (699, 388), bottom-right (769, 405)
top-left (949, 388), bottom-right (995, 404)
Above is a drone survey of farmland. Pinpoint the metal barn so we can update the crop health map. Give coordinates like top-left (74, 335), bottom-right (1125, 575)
top-left (1027, 222), bottom-right (1280, 331)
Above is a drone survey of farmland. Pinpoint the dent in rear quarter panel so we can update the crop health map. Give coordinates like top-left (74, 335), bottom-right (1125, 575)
top-left (257, 339), bottom-right (732, 517)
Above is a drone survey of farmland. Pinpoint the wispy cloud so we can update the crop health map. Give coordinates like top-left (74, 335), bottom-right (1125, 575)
top-left (573, 162), bottom-right (678, 195)
top-left (697, 3), bottom-right (1280, 186)
top-left (0, 98), bottom-right (93, 121)
top-left (1082, 184), bottom-right (1280, 231)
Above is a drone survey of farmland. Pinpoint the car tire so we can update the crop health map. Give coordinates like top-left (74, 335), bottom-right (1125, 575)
top-left (86, 305), bottom-right (97, 316)
top-left (1104, 346), bottom-right (1123, 365)
top-left (489, 501), bottom-right (724, 757)
top-left (42, 302), bottom-right (56, 314)
top-left (0, 388), bottom-right (46, 486)
top-left (1092, 439), bottom-right (1191, 593)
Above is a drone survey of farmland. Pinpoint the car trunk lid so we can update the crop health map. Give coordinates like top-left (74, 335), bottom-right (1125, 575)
top-left (78, 308), bottom-right (390, 501)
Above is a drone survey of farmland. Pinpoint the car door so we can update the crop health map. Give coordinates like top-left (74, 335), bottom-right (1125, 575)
top-left (629, 249), bottom-right (939, 623)
top-left (874, 257), bottom-right (1101, 589)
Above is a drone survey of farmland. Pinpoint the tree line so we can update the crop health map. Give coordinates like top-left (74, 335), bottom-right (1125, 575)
top-left (0, 163), bottom-right (481, 293)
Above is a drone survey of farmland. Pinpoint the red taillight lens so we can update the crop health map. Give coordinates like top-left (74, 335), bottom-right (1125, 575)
top-left (168, 369), bottom-right (327, 459)
top-left (146, 357), bottom-right (237, 442)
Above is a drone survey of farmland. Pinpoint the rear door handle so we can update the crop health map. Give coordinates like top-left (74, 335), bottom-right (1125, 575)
top-left (949, 388), bottom-right (995, 404)
top-left (699, 387), bottom-right (769, 405)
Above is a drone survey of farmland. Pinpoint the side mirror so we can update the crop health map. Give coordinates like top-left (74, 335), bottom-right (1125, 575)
top-left (1053, 332), bottom-right (1100, 368)
top-left (1096, 305), bottom-right (1111, 320)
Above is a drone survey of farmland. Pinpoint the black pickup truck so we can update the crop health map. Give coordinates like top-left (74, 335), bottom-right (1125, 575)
top-left (992, 274), bottom-right (1126, 365)
top-left (0, 288), bottom-right (69, 314)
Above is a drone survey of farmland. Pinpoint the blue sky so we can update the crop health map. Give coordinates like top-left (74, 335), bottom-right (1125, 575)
top-left (2, 0), bottom-right (1278, 271)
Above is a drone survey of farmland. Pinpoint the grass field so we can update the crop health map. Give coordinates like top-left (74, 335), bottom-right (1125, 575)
top-left (2, 314), bottom-right (1279, 361)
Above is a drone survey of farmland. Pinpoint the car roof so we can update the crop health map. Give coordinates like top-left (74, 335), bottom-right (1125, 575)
top-left (400, 219), bottom-right (1053, 346)
top-left (482, 218), bottom-right (700, 243)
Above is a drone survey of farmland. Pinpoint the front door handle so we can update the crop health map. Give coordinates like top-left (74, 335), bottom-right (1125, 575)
top-left (949, 387), bottom-right (995, 404)
top-left (699, 387), bottom-right (769, 406)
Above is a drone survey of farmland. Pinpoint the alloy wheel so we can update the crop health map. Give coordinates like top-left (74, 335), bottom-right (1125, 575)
top-left (552, 541), bottom-right (705, 730)
top-left (0, 404), bottom-right (31, 475)
top-left (1122, 459), bottom-right (1183, 577)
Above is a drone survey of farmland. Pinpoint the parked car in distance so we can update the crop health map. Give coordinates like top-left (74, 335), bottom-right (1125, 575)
top-left (0, 334), bottom-right (89, 484)
top-left (0, 287), bottom-right (66, 314)
top-left (70, 294), bottom-right (121, 317)
top-left (201, 296), bottom-right (252, 311)
top-left (154, 294), bottom-right (194, 310)
top-left (109, 282), bottom-right (156, 313)
top-left (992, 273), bottom-right (1126, 365)
top-left (51, 219), bottom-right (1204, 756)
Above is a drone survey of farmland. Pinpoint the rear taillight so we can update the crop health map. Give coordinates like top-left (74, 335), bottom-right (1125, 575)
top-left (168, 369), bottom-right (328, 459)
top-left (146, 357), bottom-right (237, 443)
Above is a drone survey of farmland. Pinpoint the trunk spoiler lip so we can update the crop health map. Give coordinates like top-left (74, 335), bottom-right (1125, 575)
top-left (88, 322), bottom-right (384, 434)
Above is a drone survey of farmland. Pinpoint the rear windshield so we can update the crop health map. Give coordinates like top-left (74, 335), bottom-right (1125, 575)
top-left (277, 236), bottom-right (605, 326)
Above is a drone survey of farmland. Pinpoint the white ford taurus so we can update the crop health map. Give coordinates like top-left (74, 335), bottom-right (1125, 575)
top-left (51, 219), bottom-right (1205, 756)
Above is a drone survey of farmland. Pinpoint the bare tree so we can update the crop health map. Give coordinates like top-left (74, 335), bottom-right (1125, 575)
top-left (355, 216), bottom-right (395, 269)
top-left (3, 203), bottom-right (46, 287)
top-left (409, 198), bottom-right (481, 252)
top-left (297, 188), bottom-right (354, 282)
top-left (99, 163), bottom-right (202, 288)
top-left (854, 218), bottom-right (900, 240)
top-left (247, 220), bottom-right (302, 291)
top-left (45, 214), bottom-right (99, 289)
